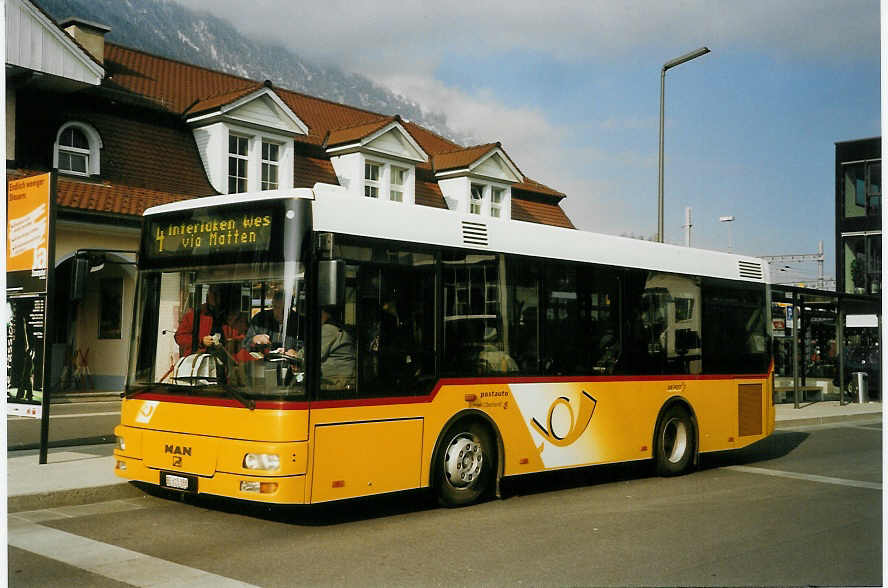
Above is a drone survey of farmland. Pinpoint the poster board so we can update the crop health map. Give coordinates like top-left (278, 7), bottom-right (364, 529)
top-left (6, 172), bottom-right (53, 419)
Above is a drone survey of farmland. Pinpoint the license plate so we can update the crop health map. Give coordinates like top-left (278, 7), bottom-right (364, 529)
top-left (160, 471), bottom-right (197, 492)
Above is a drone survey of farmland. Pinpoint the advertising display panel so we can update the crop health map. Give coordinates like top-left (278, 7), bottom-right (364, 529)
top-left (6, 172), bottom-right (55, 429)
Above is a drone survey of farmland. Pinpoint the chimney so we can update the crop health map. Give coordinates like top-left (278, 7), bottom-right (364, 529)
top-left (59, 17), bottom-right (111, 65)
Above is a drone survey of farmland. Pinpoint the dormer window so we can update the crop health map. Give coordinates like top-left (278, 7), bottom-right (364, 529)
top-left (228, 135), bottom-right (249, 193)
top-left (364, 162), bottom-right (381, 198)
top-left (490, 188), bottom-right (504, 218)
top-left (54, 122), bottom-right (102, 177)
top-left (326, 117), bottom-right (427, 204)
top-left (390, 166), bottom-right (408, 202)
top-left (186, 85), bottom-right (305, 194)
top-left (261, 141), bottom-right (280, 190)
top-left (470, 184), bottom-right (484, 214)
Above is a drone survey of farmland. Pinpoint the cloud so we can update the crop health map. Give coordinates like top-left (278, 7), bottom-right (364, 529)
top-left (177, 0), bottom-right (879, 78)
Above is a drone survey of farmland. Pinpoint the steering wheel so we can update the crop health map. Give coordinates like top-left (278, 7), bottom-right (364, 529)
top-left (265, 352), bottom-right (302, 368)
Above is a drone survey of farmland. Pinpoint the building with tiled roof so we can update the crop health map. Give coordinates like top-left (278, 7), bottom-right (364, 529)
top-left (6, 0), bottom-right (574, 391)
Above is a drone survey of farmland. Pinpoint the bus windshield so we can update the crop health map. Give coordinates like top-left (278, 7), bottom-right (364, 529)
top-left (127, 198), bottom-right (310, 402)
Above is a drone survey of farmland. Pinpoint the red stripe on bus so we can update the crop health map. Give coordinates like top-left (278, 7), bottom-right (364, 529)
top-left (126, 392), bottom-right (309, 410)
top-left (128, 372), bottom-right (768, 411)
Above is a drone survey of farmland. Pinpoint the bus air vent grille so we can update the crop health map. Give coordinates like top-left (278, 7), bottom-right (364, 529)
top-left (738, 383), bottom-right (763, 436)
top-left (462, 221), bottom-right (489, 247)
top-left (738, 260), bottom-right (764, 280)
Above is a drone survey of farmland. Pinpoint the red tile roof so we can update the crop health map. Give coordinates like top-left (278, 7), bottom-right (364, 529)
top-left (432, 144), bottom-right (499, 173)
top-left (514, 177), bottom-right (565, 199)
top-left (28, 42), bottom-right (575, 228)
top-left (184, 82), bottom-right (266, 117)
top-left (7, 169), bottom-right (203, 216)
top-left (512, 196), bottom-right (575, 229)
top-left (324, 116), bottom-right (395, 148)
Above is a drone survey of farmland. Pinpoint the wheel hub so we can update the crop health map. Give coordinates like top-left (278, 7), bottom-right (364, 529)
top-left (663, 418), bottom-right (689, 464)
top-left (444, 434), bottom-right (483, 488)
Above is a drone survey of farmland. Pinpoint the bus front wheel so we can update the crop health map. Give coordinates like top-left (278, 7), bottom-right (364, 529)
top-left (654, 406), bottom-right (696, 476)
top-left (435, 421), bottom-right (495, 507)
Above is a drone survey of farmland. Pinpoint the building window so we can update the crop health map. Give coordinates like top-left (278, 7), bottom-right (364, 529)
top-left (470, 184), bottom-right (484, 214)
top-left (261, 142), bottom-right (280, 190)
top-left (844, 234), bottom-right (882, 294)
top-left (843, 161), bottom-right (881, 218)
top-left (390, 166), bottom-right (407, 202)
top-left (54, 122), bottom-right (102, 177)
top-left (364, 162), bottom-right (381, 198)
top-left (58, 127), bottom-right (89, 175)
top-left (490, 188), bottom-right (504, 218)
top-left (228, 135), bottom-right (249, 193)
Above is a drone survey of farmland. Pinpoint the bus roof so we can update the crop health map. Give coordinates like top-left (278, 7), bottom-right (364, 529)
top-left (143, 185), bottom-right (769, 284)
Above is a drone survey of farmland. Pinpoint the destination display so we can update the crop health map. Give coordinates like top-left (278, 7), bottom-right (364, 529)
top-left (145, 209), bottom-right (274, 258)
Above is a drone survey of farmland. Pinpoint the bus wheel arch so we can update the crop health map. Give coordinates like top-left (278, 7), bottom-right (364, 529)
top-left (652, 397), bottom-right (699, 476)
top-left (431, 410), bottom-right (503, 507)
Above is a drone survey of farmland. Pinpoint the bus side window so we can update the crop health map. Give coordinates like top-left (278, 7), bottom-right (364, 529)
top-left (347, 246), bottom-right (437, 398)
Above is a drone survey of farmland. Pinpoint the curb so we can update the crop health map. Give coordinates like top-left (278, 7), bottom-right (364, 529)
top-left (51, 392), bottom-right (122, 404)
top-left (8, 482), bottom-right (145, 513)
top-left (776, 412), bottom-right (882, 428)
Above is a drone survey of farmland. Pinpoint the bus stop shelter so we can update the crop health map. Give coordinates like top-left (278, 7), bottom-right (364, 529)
top-left (771, 286), bottom-right (881, 408)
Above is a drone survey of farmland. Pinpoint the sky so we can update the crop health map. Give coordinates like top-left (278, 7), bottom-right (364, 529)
top-left (179, 0), bottom-right (881, 286)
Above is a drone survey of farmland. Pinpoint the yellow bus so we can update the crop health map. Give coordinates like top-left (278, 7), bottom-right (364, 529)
top-left (114, 187), bottom-right (774, 507)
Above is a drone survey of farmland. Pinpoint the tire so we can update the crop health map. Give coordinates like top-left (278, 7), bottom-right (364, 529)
top-left (654, 405), bottom-right (696, 476)
top-left (434, 421), bottom-right (496, 507)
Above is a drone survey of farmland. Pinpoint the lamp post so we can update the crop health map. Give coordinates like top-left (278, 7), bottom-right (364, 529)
top-left (719, 215), bottom-right (735, 252)
top-left (657, 46), bottom-right (710, 243)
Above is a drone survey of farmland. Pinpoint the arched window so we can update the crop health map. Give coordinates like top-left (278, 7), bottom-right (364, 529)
top-left (54, 122), bottom-right (102, 176)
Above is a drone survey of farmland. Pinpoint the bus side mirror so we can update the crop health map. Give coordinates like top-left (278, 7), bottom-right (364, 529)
top-left (71, 255), bottom-right (90, 301)
top-left (318, 260), bottom-right (345, 307)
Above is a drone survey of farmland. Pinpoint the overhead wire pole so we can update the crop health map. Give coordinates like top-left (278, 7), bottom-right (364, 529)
top-left (657, 46), bottom-right (710, 243)
top-left (760, 240), bottom-right (826, 288)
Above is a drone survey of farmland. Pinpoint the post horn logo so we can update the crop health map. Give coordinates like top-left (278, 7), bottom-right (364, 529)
top-left (531, 391), bottom-right (596, 447)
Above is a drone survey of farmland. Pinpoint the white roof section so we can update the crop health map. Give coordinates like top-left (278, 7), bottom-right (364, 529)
top-left (142, 189), bottom-right (314, 216)
top-left (141, 186), bottom-right (769, 284)
top-left (310, 185), bottom-right (769, 284)
top-left (6, 0), bottom-right (104, 85)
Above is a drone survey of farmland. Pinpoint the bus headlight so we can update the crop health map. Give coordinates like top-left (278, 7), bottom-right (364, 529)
top-left (243, 453), bottom-right (280, 471)
top-left (115, 436), bottom-right (126, 451)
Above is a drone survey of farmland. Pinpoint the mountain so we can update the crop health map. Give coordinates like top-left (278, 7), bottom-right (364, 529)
top-left (37, 0), bottom-right (458, 140)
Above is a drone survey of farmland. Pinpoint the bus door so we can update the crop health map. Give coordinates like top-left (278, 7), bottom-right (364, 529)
top-left (309, 251), bottom-right (435, 502)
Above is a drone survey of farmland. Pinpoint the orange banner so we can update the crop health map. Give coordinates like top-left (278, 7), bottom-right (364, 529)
top-left (7, 173), bottom-right (51, 277)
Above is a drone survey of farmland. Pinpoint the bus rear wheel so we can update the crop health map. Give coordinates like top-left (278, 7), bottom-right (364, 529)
top-left (435, 421), bottom-right (495, 507)
top-left (654, 406), bottom-right (695, 476)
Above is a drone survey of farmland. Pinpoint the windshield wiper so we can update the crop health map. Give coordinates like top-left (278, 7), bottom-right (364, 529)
top-left (220, 384), bottom-right (256, 410)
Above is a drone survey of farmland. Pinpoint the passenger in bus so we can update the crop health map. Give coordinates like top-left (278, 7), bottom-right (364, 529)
top-left (318, 307), bottom-right (355, 390)
top-left (245, 289), bottom-right (300, 355)
top-left (174, 284), bottom-right (228, 356)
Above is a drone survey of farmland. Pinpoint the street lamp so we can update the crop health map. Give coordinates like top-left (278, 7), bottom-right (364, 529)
top-left (657, 46), bottom-right (711, 243)
top-left (719, 215), bottom-right (735, 252)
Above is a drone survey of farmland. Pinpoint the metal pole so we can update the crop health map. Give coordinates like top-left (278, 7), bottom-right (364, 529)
top-left (792, 291), bottom-right (799, 409)
top-left (684, 207), bottom-right (692, 247)
top-left (656, 47), bottom-right (710, 245)
top-left (657, 69), bottom-right (665, 243)
top-left (838, 305), bottom-right (845, 406)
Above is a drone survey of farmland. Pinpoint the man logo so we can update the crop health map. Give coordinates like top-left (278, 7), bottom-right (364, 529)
top-left (135, 400), bottom-right (159, 424)
top-left (531, 391), bottom-right (596, 447)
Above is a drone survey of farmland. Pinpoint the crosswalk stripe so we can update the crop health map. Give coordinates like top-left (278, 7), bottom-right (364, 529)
top-left (723, 465), bottom-right (881, 490)
top-left (9, 518), bottom-right (259, 587)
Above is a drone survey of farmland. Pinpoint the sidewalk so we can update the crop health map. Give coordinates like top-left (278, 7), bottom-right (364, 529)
top-left (7, 401), bottom-right (882, 513)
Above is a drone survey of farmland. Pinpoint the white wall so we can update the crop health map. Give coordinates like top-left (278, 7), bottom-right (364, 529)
top-left (56, 222), bottom-right (139, 389)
